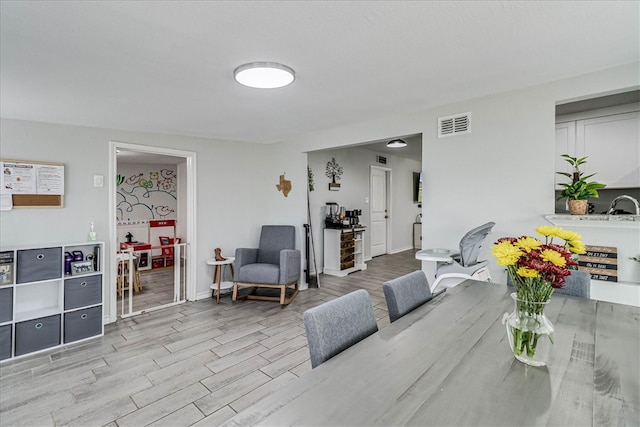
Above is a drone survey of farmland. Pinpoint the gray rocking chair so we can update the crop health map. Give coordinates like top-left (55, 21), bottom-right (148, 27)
top-left (233, 225), bottom-right (301, 305)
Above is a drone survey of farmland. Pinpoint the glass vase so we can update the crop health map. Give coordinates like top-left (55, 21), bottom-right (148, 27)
top-left (504, 293), bottom-right (554, 367)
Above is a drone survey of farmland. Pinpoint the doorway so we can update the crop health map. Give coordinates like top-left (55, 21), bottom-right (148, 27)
top-left (108, 141), bottom-right (197, 322)
top-left (370, 165), bottom-right (391, 257)
top-left (306, 134), bottom-right (421, 270)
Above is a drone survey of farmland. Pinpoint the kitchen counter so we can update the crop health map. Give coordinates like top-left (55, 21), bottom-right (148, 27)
top-left (545, 214), bottom-right (640, 228)
top-left (545, 214), bottom-right (640, 307)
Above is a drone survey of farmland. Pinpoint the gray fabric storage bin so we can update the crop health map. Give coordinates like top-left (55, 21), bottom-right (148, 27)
top-left (15, 314), bottom-right (61, 356)
top-left (0, 287), bottom-right (13, 323)
top-left (64, 275), bottom-right (102, 310)
top-left (17, 247), bottom-right (62, 284)
top-left (0, 324), bottom-right (11, 360)
top-left (64, 306), bottom-right (102, 343)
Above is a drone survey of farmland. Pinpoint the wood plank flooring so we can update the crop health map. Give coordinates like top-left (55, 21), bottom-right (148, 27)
top-left (0, 250), bottom-right (421, 427)
top-left (117, 267), bottom-right (184, 315)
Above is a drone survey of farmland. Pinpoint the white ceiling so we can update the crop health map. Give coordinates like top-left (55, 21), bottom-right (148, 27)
top-left (1, 1), bottom-right (638, 144)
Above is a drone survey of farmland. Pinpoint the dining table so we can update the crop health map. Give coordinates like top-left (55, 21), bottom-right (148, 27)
top-left (222, 279), bottom-right (640, 426)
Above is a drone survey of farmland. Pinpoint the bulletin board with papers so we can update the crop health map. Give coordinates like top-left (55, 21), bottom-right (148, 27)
top-left (0, 159), bottom-right (65, 209)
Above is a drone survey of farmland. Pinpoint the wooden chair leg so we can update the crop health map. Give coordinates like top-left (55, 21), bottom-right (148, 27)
top-left (134, 271), bottom-right (142, 292)
top-left (232, 282), bottom-right (238, 301)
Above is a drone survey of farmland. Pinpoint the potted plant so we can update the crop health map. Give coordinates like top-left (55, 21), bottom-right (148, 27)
top-left (556, 154), bottom-right (606, 215)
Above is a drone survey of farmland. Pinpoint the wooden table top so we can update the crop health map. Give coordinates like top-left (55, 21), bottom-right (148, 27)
top-left (222, 280), bottom-right (640, 426)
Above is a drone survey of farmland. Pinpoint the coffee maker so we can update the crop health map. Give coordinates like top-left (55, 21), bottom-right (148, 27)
top-left (345, 209), bottom-right (361, 226)
top-left (325, 203), bottom-right (340, 228)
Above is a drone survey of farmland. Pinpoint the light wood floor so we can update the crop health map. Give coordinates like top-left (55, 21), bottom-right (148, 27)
top-left (0, 250), bottom-right (421, 427)
top-left (117, 267), bottom-right (184, 315)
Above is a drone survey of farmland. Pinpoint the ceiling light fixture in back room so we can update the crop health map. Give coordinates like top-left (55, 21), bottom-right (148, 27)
top-left (234, 62), bottom-right (295, 89)
top-left (387, 139), bottom-right (407, 148)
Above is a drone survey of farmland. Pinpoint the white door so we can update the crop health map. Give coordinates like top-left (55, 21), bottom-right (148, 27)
top-left (370, 166), bottom-right (388, 257)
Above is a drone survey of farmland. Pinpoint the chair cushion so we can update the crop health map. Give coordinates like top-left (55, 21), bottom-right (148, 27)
top-left (437, 260), bottom-right (488, 277)
top-left (257, 225), bottom-right (295, 265)
top-left (555, 270), bottom-right (590, 298)
top-left (303, 289), bottom-right (378, 368)
top-left (506, 270), bottom-right (590, 299)
top-left (237, 263), bottom-right (280, 285)
top-left (458, 222), bottom-right (495, 266)
top-left (383, 271), bottom-right (433, 323)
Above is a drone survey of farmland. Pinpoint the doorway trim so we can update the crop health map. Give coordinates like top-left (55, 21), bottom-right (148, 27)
top-left (107, 141), bottom-right (197, 323)
top-left (369, 165), bottom-right (392, 257)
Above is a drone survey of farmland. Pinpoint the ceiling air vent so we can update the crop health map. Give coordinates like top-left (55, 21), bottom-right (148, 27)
top-left (438, 112), bottom-right (471, 137)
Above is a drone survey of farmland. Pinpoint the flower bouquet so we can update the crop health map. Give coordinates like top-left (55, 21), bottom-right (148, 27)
top-left (492, 226), bottom-right (586, 366)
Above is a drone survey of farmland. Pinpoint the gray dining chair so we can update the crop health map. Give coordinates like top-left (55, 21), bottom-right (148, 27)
top-left (507, 269), bottom-right (591, 298)
top-left (303, 289), bottom-right (378, 368)
top-left (555, 270), bottom-right (591, 298)
top-left (383, 270), bottom-right (433, 323)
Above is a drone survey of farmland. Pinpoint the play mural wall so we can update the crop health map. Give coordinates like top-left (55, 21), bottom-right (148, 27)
top-left (116, 163), bottom-right (177, 222)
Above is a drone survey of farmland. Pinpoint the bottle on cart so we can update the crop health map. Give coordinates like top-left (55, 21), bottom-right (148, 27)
top-left (64, 252), bottom-right (73, 275)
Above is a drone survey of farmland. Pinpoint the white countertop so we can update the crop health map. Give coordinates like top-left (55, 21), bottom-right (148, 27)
top-left (545, 214), bottom-right (640, 229)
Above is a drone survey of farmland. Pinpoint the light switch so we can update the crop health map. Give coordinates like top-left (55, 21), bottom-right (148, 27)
top-left (93, 175), bottom-right (104, 187)
top-left (365, 197), bottom-right (369, 204)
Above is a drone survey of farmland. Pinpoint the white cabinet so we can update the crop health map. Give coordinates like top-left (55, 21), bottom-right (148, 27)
top-left (323, 228), bottom-right (367, 277)
top-left (556, 111), bottom-right (640, 188)
top-left (555, 121), bottom-right (576, 186)
top-left (413, 223), bottom-right (422, 249)
top-left (0, 242), bottom-right (104, 362)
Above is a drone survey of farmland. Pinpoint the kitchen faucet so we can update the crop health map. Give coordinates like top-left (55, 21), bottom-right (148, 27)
top-left (607, 195), bottom-right (640, 215)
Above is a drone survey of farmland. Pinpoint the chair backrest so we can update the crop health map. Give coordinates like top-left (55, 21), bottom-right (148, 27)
top-left (303, 289), bottom-right (378, 368)
top-left (257, 225), bottom-right (296, 265)
top-left (458, 222), bottom-right (496, 266)
top-left (383, 271), bottom-right (433, 323)
top-left (507, 270), bottom-right (590, 299)
top-left (555, 270), bottom-right (591, 298)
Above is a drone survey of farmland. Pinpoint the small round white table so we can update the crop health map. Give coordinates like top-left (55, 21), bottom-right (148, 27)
top-left (206, 256), bottom-right (235, 304)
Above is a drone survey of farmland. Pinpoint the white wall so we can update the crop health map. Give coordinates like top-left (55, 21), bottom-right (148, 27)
top-left (1, 62), bottom-right (637, 319)
top-left (288, 63), bottom-right (639, 287)
top-left (0, 120), bottom-right (307, 322)
top-left (307, 146), bottom-right (421, 270)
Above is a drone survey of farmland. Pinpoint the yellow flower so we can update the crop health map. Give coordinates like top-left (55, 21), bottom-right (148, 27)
top-left (516, 267), bottom-right (539, 278)
top-left (536, 225), bottom-right (562, 238)
top-left (567, 241), bottom-right (586, 255)
top-left (492, 241), bottom-right (523, 266)
top-left (515, 236), bottom-right (542, 253)
top-left (557, 229), bottom-right (582, 244)
top-left (541, 249), bottom-right (567, 267)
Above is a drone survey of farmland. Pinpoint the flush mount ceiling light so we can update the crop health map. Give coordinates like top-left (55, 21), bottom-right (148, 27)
top-left (387, 139), bottom-right (407, 148)
top-left (234, 62), bottom-right (295, 89)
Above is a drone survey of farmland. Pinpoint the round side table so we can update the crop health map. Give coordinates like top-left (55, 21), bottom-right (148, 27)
top-left (207, 257), bottom-right (235, 304)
